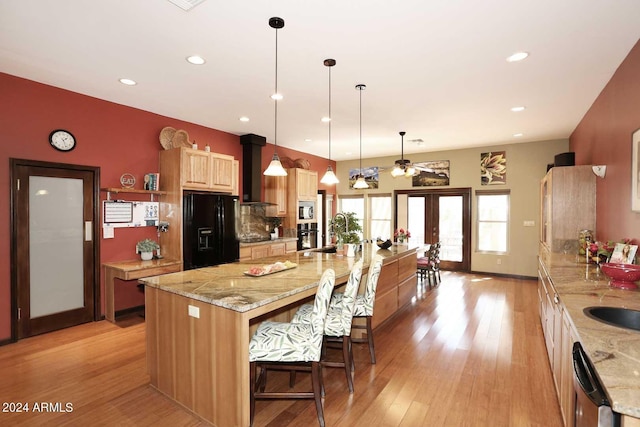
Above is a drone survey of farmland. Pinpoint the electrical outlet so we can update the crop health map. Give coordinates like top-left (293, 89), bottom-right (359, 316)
top-left (523, 220), bottom-right (535, 227)
top-left (188, 305), bottom-right (200, 318)
top-left (497, 258), bottom-right (502, 265)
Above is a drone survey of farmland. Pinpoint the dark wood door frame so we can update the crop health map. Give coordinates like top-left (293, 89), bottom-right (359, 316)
top-left (394, 187), bottom-right (472, 271)
top-left (10, 158), bottom-right (101, 342)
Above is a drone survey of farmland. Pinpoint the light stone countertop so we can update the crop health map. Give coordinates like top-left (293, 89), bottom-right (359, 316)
top-left (139, 243), bottom-right (415, 313)
top-left (539, 248), bottom-right (640, 418)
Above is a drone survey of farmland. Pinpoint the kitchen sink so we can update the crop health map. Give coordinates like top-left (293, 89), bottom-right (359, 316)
top-left (309, 246), bottom-right (337, 253)
top-left (583, 306), bottom-right (640, 332)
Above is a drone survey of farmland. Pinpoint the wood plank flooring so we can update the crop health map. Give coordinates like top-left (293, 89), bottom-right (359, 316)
top-left (0, 272), bottom-right (563, 426)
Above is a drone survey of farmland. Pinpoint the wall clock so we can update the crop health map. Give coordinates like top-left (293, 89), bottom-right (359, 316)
top-left (49, 129), bottom-right (76, 152)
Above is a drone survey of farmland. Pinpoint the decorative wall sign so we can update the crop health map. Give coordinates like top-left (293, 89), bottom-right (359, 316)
top-left (120, 173), bottom-right (136, 188)
top-left (412, 160), bottom-right (450, 186)
top-left (349, 166), bottom-right (378, 189)
top-left (480, 151), bottom-right (506, 185)
top-left (632, 128), bottom-right (640, 212)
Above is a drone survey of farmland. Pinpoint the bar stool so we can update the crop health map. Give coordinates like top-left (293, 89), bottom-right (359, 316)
top-left (248, 268), bottom-right (336, 427)
top-left (291, 260), bottom-right (363, 393)
top-left (331, 254), bottom-right (384, 364)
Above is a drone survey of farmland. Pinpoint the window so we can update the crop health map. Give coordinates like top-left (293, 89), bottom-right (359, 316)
top-left (339, 196), bottom-right (364, 240)
top-left (369, 195), bottom-right (391, 241)
top-left (477, 191), bottom-right (509, 253)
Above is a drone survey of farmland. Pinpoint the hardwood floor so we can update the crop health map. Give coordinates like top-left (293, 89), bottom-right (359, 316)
top-left (0, 272), bottom-right (563, 427)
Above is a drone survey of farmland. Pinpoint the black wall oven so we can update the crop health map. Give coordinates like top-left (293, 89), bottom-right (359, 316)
top-left (297, 223), bottom-right (318, 251)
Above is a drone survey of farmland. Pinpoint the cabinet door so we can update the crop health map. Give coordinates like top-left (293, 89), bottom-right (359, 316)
top-left (269, 243), bottom-right (285, 257)
top-left (182, 149), bottom-right (211, 188)
top-left (307, 170), bottom-right (318, 199)
top-left (210, 153), bottom-right (234, 191)
top-left (265, 175), bottom-right (287, 216)
top-left (297, 169), bottom-right (310, 200)
top-left (560, 311), bottom-right (576, 427)
top-left (231, 160), bottom-right (239, 197)
top-left (251, 246), bottom-right (269, 260)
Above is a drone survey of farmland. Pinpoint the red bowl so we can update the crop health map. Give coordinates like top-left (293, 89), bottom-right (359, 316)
top-left (600, 263), bottom-right (640, 290)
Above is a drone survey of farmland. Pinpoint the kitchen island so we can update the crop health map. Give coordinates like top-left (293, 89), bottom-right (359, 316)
top-left (140, 243), bottom-right (416, 427)
top-left (538, 248), bottom-right (640, 423)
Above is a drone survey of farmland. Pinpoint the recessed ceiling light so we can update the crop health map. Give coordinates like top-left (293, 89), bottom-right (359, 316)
top-left (305, 139), bottom-right (312, 142)
top-left (345, 151), bottom-right (352, 156)
top-left (513, 133), bottom-right (524, 137)
top-left (506, 52), bottom-right (529, 62)
top-left (119, 78), bottom-right (137, 86)
top-left (239, 116), bottom-right (250, 122)
top-left (186, 55), bottom-right (206, 65)
top-left (510, 106), bottom-right (526, 112)
top-left (271, 93), bottom-right (283, 100)
top-left (321, 117), bottom-right (331, 123)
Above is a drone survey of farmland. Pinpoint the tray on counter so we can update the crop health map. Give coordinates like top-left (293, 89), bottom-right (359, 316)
top-left (244, 261), bottom-right (298, 277)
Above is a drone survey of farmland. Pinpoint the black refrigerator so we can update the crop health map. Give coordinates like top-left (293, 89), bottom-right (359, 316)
top-left (183, 191), bottom-right (239, 270)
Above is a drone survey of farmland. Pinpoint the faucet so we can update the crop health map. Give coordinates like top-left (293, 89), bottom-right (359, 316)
top-left (331, 212), bottom-right (348, 238)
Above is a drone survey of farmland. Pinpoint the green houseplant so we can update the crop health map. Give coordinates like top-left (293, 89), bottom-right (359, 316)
top-left (136, 238), bottom-right (159, 260)
top-left (331, 212), bottom-right (363, 245)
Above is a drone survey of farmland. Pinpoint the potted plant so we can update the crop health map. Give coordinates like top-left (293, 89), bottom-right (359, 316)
top-left (330, 212), bottom-right (363, 256)
top-left (136, 238), bottom-right (159, 261)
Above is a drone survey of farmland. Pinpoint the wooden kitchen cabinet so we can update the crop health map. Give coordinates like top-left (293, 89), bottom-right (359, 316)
top-left (158, 147), bottom-right (239, 263)
top-left (288, 168), bottom-right (317, 201)
top-left (167, 147), bottom-right (236, 193)
top-left (538, 255), bottom-right (578, 427)
top-left (540, 165), bottom-right (595, 252)
top-left (264, 175), bottom-right (287, 216)
top-left (560, 310), bottom-right (577, 427)
top-left (239, 239), bottom-right (297, 261)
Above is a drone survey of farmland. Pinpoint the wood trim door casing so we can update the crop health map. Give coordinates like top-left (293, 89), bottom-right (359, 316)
top-left (10, 158), bottom-right (101, 342)
top-left (394, 187), bottom-right (472, 272)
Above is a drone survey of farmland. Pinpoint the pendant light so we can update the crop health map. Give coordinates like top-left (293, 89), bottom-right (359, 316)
top-left (391, 131), bottom-right (416, 177)
top-left (263, 17), bottom-right (288, 177)
top-left (320, 58), bottom-right (339, 185)
top-left (352, 84), bottom-right (369, 189)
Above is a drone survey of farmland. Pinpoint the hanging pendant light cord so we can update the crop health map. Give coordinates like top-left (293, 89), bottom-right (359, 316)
top-left (359, 85), bottom-right (363, 176)
top-left (328, 64), bottom-right (332, 161)
top-left (274, 25), bottom-right (278, 153)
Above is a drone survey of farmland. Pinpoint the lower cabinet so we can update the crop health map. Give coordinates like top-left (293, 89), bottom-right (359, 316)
top-left (239, 240), bottom-right (297, 261)
top-left (538, 256), bottom-right (577, 427)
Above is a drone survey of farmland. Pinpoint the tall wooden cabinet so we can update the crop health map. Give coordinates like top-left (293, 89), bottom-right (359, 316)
top-left (540, 165), bottom-right (595, 252)
top-left (158, 147), bottom-right (239, 264)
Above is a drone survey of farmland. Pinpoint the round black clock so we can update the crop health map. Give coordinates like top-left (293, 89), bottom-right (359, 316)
top-left (49, 129), bottom-right (76, 152)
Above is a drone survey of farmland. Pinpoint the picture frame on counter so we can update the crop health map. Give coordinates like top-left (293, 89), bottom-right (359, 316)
top-left (632, 128), bottom-right (640, 212)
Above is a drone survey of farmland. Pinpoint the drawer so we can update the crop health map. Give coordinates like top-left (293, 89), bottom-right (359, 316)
top-left (398, 274), bottom-right (416, 307)
top-left (372, 288), bottom-right (398, 329)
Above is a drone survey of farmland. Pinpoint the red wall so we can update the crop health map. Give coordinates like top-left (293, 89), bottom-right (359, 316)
top-left (0, 72), bottom-right (335, 341)
top-left (570, 40), bottom-right (640, 243)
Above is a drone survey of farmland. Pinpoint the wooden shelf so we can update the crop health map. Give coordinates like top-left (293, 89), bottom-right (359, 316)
top-left (101, 187), bottom-right (166, 201)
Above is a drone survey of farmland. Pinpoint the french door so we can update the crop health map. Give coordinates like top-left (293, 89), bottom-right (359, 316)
top-left (397, 188), bottom-right (471, 271)
top-left (11, 159), bottom-right (100, 340)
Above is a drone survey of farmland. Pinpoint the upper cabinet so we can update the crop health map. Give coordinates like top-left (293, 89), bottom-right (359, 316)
top-left (169, 147), bottom-right (237, 194)
top-left (290, 168), bottom-right (317, 201)
top-left (540, 165), bottom-right (595, 252)
top-left (264, 175), bottom-right (287, 217)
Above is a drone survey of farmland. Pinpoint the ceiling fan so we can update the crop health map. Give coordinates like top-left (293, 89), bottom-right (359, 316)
top-left (389, 131), bottom-right (418, 177)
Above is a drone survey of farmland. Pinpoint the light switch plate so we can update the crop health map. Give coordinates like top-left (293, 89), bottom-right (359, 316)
top-left (188, 305), bottom-right (200, 318)
top-left (523, 220), bottom-right (535, 227)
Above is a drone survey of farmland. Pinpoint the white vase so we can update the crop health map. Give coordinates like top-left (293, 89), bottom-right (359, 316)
top-left (346, 244), bottom-right (356, 257)
top-left (140, 251), bottom-right (153, 261)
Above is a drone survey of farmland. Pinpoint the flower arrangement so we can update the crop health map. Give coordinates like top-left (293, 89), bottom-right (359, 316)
top-left (587, 238), bottom-right (634, 263)
top-left (394, 228), bottom-right (411, 243)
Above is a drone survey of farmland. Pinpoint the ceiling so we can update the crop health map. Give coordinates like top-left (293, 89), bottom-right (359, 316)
top-left (1, 1), bottom-right (639, 161)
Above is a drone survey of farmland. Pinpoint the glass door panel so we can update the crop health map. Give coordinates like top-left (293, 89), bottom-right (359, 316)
top-left (439, 196), bottom-right (463, 262)
top-left (29, 176), bottom-right (85, 317)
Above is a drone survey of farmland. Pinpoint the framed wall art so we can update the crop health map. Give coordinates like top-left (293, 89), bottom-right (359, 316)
top-left (481, 151), bottom-right (506, 185)
top-left (349, 166), bottom-right (379, 189)
top-left (632, 128), bottom-right (640, 212)
top-left (412, 160), bottom-right (450, 187)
